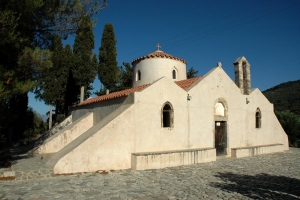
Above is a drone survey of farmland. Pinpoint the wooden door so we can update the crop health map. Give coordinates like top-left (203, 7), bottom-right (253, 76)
top-left (215, 121), bottom-right (227, 156)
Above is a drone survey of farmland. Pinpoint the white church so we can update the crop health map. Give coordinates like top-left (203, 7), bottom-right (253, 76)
top-left (34, 45), bottom-right (289, 174)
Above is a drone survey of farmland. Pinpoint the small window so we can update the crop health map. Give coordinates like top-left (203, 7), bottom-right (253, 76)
top-left (136, 70), bottom-right (141, 81)
top-left (214, 102), bottom-right (225, 116)
top-left (255, 108), bottom-right (261, 128)
top-left (172, 69), bottom-right (176, 79)
top-left (162, 102), bottom-right (174, 128)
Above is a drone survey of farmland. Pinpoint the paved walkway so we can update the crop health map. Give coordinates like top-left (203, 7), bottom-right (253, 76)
top-left (0, 148), bottom-right (300, 200)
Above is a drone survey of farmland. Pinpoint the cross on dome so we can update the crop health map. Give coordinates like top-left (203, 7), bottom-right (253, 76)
top-left (156, 43), bottom-right (161, 51)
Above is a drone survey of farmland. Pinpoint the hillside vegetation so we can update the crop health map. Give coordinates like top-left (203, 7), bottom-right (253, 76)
top-left (263, 80), bottom-right (300, 147)
top-left (263, 80), bottom-right (300, 115)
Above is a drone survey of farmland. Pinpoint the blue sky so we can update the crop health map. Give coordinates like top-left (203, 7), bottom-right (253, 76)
top-left (29, 0), bottom-right (300, 115)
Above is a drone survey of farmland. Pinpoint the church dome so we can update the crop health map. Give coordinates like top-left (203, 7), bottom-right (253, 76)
top-left (132, 44), bottom-right (187, 87)
top-left (132, 50), bottom-right (187, 65)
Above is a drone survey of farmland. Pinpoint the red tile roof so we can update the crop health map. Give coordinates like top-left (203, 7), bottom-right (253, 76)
top-left (132, 50), bottom-right (187, 65)
top-left (71, 84), bottom-right (150, 107)
top-left (175, 76), bottom-right (202, 90)
top-left (71, 76), bottom-right (201, 107)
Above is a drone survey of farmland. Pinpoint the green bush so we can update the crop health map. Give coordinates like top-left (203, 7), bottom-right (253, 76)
top-left (275, 110), bottom-right (300, 147)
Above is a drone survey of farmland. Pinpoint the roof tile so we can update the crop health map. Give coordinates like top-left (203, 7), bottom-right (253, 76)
top-left (71, 84), bottom-right (149, 108)
top-left (132, 50), bottom-right (187, 65)
top-left (175, 76), bottom-right (201, 90)
top-left (71, 77), bottom-right (201, 108)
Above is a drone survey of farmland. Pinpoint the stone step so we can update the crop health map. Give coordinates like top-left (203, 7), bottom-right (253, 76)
top-left (131, 148), bottom-right (216, 170)
top-left (231, 143), bottom-right (284, 158)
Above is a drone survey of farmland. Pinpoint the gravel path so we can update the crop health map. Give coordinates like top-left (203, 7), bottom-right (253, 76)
top-left (0, 148), bottom-right (299, 200)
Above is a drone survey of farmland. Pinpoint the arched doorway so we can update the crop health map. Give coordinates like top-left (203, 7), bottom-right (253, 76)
top-left (214, 98), bottom-right (228, 156)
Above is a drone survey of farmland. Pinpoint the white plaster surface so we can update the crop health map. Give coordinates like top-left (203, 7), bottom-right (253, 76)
top-left (231, 144), bottom-right (284, 158)
top-left (46, 61), bottom-right (288, 174)
top-left (132, 57), bottom-right (186, 87)
top-left (131, 148), bottom-right (216, 170)
top-left (35, 113), bottom-right (93, 154)
top-left (187, 66), bottom-right (289, 155)
top-left (52, 105), bottom-right (135, 174)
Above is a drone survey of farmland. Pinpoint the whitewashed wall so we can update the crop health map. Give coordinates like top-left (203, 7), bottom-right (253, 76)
top-left (132, 57), bottom-right (186, 87)
top-left (51, 66), bottom-right (288, 173)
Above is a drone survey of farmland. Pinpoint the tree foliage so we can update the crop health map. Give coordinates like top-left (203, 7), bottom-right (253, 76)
top-left (4, 0), bottom-right (107, 47)
top-left (98, 23), bottom-right (119, 91)
top-left (275, 110), bottom-right (300, 147)
top-left (1, 0), bottom-right (107, 100)
top-left (263, 80), bottom-right (300, 147)
top-left (23, 107), bottom-right (47, 143)
top-left (119, 62), bottom-right (133, 90)
top-left (52, 0), bottom-right (107, 41)
top-left (0, 0), bottom-right (107, 147)
top-left (73, 16), bottom-right (97, 94)
top-left (1, 48), bottom-right (52, 101)
top-left (35, 35), bottom-right (63, 105)
top-left (187, 66), bottom-right (198, 79)
top-left (34, 35), bottom-right (72, 122)
top-left (63, 44), bottom-right (78, 116)
top-left (263, 80), bottom-right (300, 116)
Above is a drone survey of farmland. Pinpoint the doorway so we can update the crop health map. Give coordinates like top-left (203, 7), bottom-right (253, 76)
top-left (215, 121), bottom-right (227, 156)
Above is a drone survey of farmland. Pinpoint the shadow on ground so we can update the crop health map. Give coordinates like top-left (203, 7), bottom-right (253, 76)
top-left (4, 143), bottom-right (36, 167)
top-left (211, 172), bottom-right (300, 199)
top-left (13, 143), bottom-right (35, 156)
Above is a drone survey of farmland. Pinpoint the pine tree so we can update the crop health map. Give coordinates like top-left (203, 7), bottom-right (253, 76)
top-left (35, 35), bottom-right (68, 124)
top-left (187, 67), bottom-right (199, 78)
top-left (73, 16), bottom-right (97, 102)
top-left (98, 23), bottom-right (119, 92)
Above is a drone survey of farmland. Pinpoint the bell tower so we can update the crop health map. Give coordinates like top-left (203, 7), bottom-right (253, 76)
top-left (234, 56), bottom-right (251, 95)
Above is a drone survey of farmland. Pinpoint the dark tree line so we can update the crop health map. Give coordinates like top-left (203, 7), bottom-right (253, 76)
top-left (0, 0), bottom-right (107, 149)
top-left (36, 16), bottom-right (98, 125)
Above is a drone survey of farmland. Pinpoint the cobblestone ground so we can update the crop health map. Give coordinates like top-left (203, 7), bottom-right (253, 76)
top-left (1, 148), bottom-right (300, 200)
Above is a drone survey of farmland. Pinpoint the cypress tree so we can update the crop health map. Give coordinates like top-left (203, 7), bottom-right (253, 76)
top-left (51, 35), bottom-right (67, 117)
top-left (73, 16), bottom-right (96, 102)
top-left (63, 44), bottom-right (78, 116)
top-left (98, 23), bottom-right (119, 92)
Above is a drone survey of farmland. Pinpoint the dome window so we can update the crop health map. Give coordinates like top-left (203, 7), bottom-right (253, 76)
top-left (172, 69), bottom-right (177, 79)
top-left (136, 70), bottom-right (141, 81)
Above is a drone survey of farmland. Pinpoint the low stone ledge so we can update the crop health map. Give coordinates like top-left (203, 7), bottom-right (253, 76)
top-left (231, 144), bottom-right (284, 158)
top-left (131, 148), bottom-right (216, 170)
top-left (0, 170), bottom-right (15, 181)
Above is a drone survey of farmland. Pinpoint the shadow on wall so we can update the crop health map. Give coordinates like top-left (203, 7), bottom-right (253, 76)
top-left (211, 172), bottom-right (300, 199)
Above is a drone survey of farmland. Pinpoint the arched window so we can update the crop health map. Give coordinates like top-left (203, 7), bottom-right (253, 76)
top-left (214, 102), bottom-right (225, 116)
top-left (213, 98), bottom-right (228, 121)
top-left (172, 69), bottom-right (177, 79)
top-left (161, 102), bottom-right (174, 128)
top-left (255, 108), bottom-right (261, 128)
top-left (136, 70), bottom-right (141, 81)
